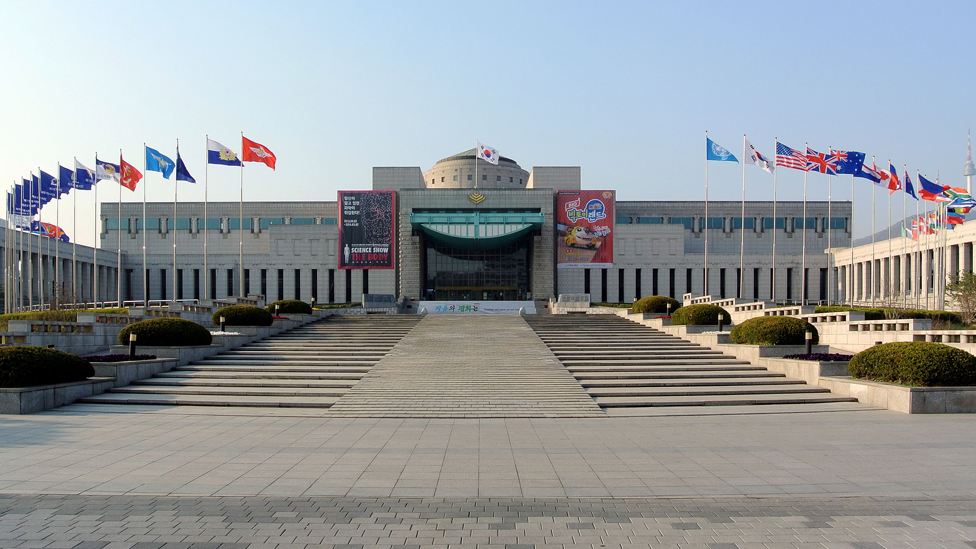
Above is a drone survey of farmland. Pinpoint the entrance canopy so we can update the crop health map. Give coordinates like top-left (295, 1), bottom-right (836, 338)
top-left (410, 211), bottom-right (544, 251)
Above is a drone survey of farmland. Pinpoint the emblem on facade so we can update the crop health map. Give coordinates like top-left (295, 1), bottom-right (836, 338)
top-left (468, 192), bottom-right (486, 204)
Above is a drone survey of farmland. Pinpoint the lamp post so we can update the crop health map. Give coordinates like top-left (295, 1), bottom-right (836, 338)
top-left (128, 332), bottom-right (137, 359)
top-left (219, 315), bottom-right (226, 332)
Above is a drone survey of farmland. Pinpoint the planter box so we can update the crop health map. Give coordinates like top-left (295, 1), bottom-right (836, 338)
top-left (758, 357), bottom-right (850, 386)
top-left (0, 377), bottom-right (115, 414)
top-left (818, 376), bottom-right (976, 413)
top-left (108, 344), bottom-right (219, 365)
top-left (91, 358), bottom-right (180, 387)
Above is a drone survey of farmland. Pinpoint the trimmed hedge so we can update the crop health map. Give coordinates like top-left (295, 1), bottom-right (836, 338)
top-left (670, 304), bottom-right (729, 326)
top-left (848, 342), bottom-right (976, 386)
top-left (266, 300), bottom-right (312, 315)
top-left (632, 295), bottom-right (682, 315)
top-left (730, 316), bottom-right (819, 345)
top-left (214, 305), bottom-right (274, 327)
top-left (119, 318), bottom-right (213, 346)
top-left (0, 346), bottom-right (94, 388)
top-left (815, 306), bottom-right (963, 324)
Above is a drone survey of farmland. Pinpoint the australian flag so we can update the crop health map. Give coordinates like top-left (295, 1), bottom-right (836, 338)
top-left (830, 150), bottom-right (865, 175)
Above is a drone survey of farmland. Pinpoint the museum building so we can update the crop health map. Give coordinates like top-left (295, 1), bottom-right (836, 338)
top-left (101, 148), bottom-right (851, 306)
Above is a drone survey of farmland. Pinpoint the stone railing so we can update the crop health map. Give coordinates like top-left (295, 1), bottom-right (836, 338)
top-left (763, 305), bottom-right (816, 317)
top-left (795, 311), bottom-right (866, 324)
top-left (552, 293), bottom-right (591, 314)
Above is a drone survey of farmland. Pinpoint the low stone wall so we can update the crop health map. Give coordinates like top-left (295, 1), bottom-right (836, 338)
top-left (818, 376), bottom-right (976, 413)
top-left (0, 377), bottom-right (115, 414)
top-left (92, 358), bottom-right (179, 388)
top-left (758, 357), bottom-right (850, 386)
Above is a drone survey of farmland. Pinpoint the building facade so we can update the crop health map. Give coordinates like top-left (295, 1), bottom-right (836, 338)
top-left (101, 148), bottom-right (852, 305)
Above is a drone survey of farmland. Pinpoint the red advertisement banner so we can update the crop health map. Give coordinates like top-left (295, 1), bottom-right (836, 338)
top-left (555, 190), bottom-right (614, 268)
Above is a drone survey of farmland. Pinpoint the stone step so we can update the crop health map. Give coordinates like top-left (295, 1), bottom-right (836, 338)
top-left (77, 393), bottom-right (336, 408)
top-left (579, 377), bottom-right (805, 388)
top-left (157, 371), bottom-right (364, 380)
top-left (108, 385), bottom-right (347, 397)
top-left (585, 384), bottom-right (832, 398)
top-left (593, 393), bottom-right (859, 407)
top-left (133, 378), bottom-right (357, 388)
top-left (178, 365), bottom-right (373, 373)
top-left (571, 370), bottom-right (786, 380)
top-left (195, 358), bottom-right (379, 366)
top-left (603, 401), bottom-right (874, 417)
top-left (215, 351), bottom-right (388, 358)
top-left (567, 364), bottom-right (766, 372)
top-left (561, 358), bottom-right (750, 366)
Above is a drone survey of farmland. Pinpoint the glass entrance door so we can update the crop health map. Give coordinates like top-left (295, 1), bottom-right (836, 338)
top-left (422, 239), bottom-right (531, 301)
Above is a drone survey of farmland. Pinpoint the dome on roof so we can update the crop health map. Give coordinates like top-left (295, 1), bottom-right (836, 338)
top-left (424, 147), bottom-right (529, 190)
top-left (434, 148), bottom-right (520, 167)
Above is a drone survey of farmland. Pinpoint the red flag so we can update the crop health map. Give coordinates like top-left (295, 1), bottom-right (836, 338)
top-left (241, 136), bottom-right (276, 169)
top-left (119, 156), bottom-right (143, 191)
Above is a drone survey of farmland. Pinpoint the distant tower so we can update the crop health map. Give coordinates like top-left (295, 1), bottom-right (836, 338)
top-left (965, 129), bottom-right (976, 194)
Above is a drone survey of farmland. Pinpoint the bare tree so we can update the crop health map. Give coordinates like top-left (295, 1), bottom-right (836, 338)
top-left (945, 272), bottom-right (976, 326)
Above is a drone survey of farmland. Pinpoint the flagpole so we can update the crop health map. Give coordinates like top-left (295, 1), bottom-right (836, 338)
top-left (71, 165), bottom-right (77, 304)
top-left (239, 131), bottom-right (244, 298)
top-left (92, 157), bottom-right (98, 306)
top-left (772, 138), bottom-right (778, 303)
top-left (916, 169), bottom-right (920, 309)
top-left (28, 175), bottom-right (33, 310)
top-left (475, 141), bottom-right (478, 190)
top-left (174, 140), bottom-right (179, 302)
top-left (142, 144), bottom-right (148, 306)
top-left (850, 174), bottom-right (855, 306)
top-left (5, 188), bottom-right (10, 314)
top-left (37, 168), bottom-right (44, 310)
top-left (118, 152), bottom-right (123, 306)
top-left (827, 148), bottom-right (832, 306)
top-left (204, 134), bottom-right (209, 301)
top-left (887, 159), bottom-right (892, 305)
top-left (56, 165), bottom-right (61, 305)
top-left (871, 156), bottom-right (877, 307)
top-left (903, 164), bottom-right (908, 310)
top-left (801, 143), bottom-right (808, 306)
top-left (704, 130), bottom-right (709, 297)
top-left (739, 135), bottom-right (746, 299)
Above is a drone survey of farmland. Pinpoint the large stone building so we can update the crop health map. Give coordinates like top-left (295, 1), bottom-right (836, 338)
top-left (99, 148), bottom-right (852, 306)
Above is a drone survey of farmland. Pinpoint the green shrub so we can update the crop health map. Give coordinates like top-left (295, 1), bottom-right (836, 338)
top-left (0, 346), bottom-right (94, 388)
top-left (265, 300), bottom-right (312, 315)
top-left (0, 308), bottom-right (128, 331)
top-left (670, 304), bottom-right (729, 326)
top-left (632, 295), bottom-right (682, 315)
top-left (848, 342), bottom-right (976, 386)
top-left (118, 318), bottom-right (213, 346)
top-left (730, 316), bottom-right (819, 345)
top-left (214, 305), bottom-right (274, 327)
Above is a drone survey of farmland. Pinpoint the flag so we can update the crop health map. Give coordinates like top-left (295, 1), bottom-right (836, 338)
top-left (744, 139), bottom-right (774, 172)
top-left (58, 165), bottom-right (74, 195)
top-left (29, 221), bottom-right (70, 242)
top-left (775, 142), bottom-right (808, 170)
top-left (947, 211), bottom-right (965, 225)
top-left (145, 146), bottom-right (175, 179)
top-left (948, 197), bottom-right (976, 210)
top-left (831, 150), bottom-right (865, 175)
top-left (96, 158), bottom-right (121, 182)
top-left (853, 160), bottom-right (883, 184)
top-left (918, 174), bottom-right (950, 202)
top-left (887, 163), bottom-right (901, 193)
top-left (176, 150), bottom-right (196, 183)
top-left (74, 160), bottom-right (96, 190)
top-left (119, 157), bottom-right (142, 191)
top-left (39, 170), bottom-right (57, 206)
top-left (706, 138), bottom-right (738, 162)
top-left (477, 141), bottom-right (499, 165)
top-left (207, 139), bottom-right (242, 166)
top-left (805, 147), bottom-right (837, 175)
top-left (241, 136), bottom-right (276, 169)
top-left (944, 187), bottom-right (972, 201)
top-left (904, 170), bottom-right (917, 200)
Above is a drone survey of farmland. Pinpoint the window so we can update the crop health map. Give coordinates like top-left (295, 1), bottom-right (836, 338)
top-left (453, 175), bottom-right (457, 181)
top-left (820, 267), bottom-right (828, 301)
top-left (706, 217), bottom-right (724, 229)
top-left (519, 179), bottom-right (523, 185)
top-left (753, 268), bottom-right (760, 299)
top-left (244, 269), bottom-right (250, 296)
top-left (106, 219), bottom-right (130, 230)
top-left (177, 269), bottom-right (183, 300)
top-left (652, 268), bottom-right (658, 296)
top-left (145, 269), bottom-right (151, 301)
top-left (786, 268), bottom-right (794, 300)
top-left (160, 269), bottom-right (166, 301)
top-left (228, 218), bottom-right (253, 230)
top-left (322, 218), bottom-right (337, 225)
top-left (467, 174), bottom-right (472, 180)
top-left (686, 268), bottom-right (693, 295)
top-left (669, 268), bottom-right (675, 298)
top-left (197, 218), bottom-right (221, 230)
top-left (290, 218), bottom-right (316, 225)
top-left (328, 269), bottom-right (335, 303)
top-left (636, 217), bottom-right (664, 224)
top-left (193, 269), bottom-right (200, 300)
top-left (440, 177), bottom-right (444, 183)
top-left (720, 268), bottom-right (726, 299)
top-left (618, 269), bottom-right (625, 303)
top-left (210, 269), bottom-right (217, 299)
top-left (496, 175), bottom-right (501, 181)
top-left (731, 218), bottom-right (756, 229)
top-left (670, 217), bottom-right (695, 230)
top-left (482, 174), bottom-right (487, 181)
top-left (136, 219), bottom-right (160, 230)
top-left (363, 269), bottom-right (369, 295)
top-left (796, 217), bottom-right (818, 229)
top-left (294, 269), bottom-right (301, 300)
top-left (227, 269), bottom-right (234, 297)
top-left (830, 217), bottom-right (848, 229)
top-left (165, 218), bottom-right (192, 230)
top-left (311, 269), bottom-right (318, 302)
top-left (635, 269), bottom-right (641, 300)
top-left (615, 216), bottom-right (633, 224)
top-left (345, 270), bottom-right (352, 303)
top-left (276, 269), bottom-right (284, 301)
top-left (584, 269), bottom-right (591, 295)
top-left (509, 177), bottom-right (513, 182)
top-left (601, 269), bottom-right (608, 303)
top-left (260, 268), bottom-right (267, 298)
top-left (259, 218), bottom-right (284, 229)
top-left (762, 217), bottom-right (787, 229)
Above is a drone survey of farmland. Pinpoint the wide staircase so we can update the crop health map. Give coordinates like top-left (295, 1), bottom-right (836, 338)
top-left (525, 314), bottom-right (862, 416)
top-left (79, 315), bottom-right (421, 408)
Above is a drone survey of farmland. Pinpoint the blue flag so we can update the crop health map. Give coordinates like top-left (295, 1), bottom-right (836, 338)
top-left (904, 171), bottom-right (917, 200)
top-left (59, 165), bottom-right (74, 195)
top-left (831, 150), bottom-right (865, 175)
top-left (74, 160), bottom-right (95, 190)
top-left (145, 146), bottom-right (175, 179)
top-left (39, 170), bottom-right (57, 206)
top-left (175, 150), bottom-right (196, 183)
top-left (706, 138), bottom-right (738, 162)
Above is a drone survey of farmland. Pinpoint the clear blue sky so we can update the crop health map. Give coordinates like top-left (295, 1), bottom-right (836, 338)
top-left (2, 0), bottom-right (974, 247)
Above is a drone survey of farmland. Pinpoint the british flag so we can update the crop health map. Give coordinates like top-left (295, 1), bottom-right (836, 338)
top-left (776, 142), bottom-right (809, 171)
top-left (805, 147), bottom-right (838, 175)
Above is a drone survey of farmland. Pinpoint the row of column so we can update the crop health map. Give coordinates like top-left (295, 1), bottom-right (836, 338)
top-left (4, 246), bottom-right (118, 312)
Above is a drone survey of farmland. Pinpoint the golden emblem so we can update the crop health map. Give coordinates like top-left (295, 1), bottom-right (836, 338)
top-left (468, 192), bottom-right (486, 204)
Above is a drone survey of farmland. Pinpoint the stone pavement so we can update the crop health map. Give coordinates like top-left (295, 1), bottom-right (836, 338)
top-left (327, 316), bottom-right (604, 418)
top-left (3, 493), bottom-right (976, 549)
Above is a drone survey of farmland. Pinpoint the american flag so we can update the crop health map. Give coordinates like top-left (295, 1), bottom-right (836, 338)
top-left (776, 142), bottom-right (809, 171)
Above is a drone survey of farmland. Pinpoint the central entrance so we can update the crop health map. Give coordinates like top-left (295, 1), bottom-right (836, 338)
top-left (423, 239), bottom-right (531, 301)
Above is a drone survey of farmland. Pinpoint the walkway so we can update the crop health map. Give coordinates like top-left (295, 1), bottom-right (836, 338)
top-left (328, 316), bottom-right (604, 418)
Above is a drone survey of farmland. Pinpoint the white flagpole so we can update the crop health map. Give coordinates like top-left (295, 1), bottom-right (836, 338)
top-left (117, 152), bottom-right (123, 306)
top-left (887, 160), bottom-right (893, 304)
top-left (4, 188), bottom-right (9, 314)
top-left (475, 141), bottom-right (478, 190)
top-left (772, 138), bottom-right (778, 302)
top-left (142, 144), bottom-right (148, 306)
top-left (739, 135), bottom-right (746, 299)
top-left (239, 132), bottom-right (244, 298)
top-left (92, 157), bottom-right (98, 306)
top-left (916, 169), bottom-right (921, 309)
top-left (71, 165), bottom-right (77, 304)
top-left (850, 174), bottom-right (855, 306)
top-left (870, 164), bottom-right (876, 308)
top-left (903, 164), bottom-right (908, 309)
top-left (37, 168), bottom-right (44, 310)
top-left (174, 140), bottom-right (179, 302)
top-left (55, 165), bottom-right (61, 304)
top-left (204, 135), bottom-right (209, 301)
top-left (704, 130), bottom-right (709, 297)
top-left (28, 175), bottom-right (33, 310)
top-left (827, 148), bottom-right (833, 305)
top-left (801, 143), bottom-right (808, 305)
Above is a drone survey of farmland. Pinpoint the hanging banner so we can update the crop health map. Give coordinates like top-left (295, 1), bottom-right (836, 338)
top-left (556, 190), bottom-right (614, 268)
top-left (338, 190), bottom-right (396, 269)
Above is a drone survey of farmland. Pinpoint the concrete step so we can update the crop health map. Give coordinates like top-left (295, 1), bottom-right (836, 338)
top-left (108, 385), bottom-right (347, 397)
top-left (594, 393), bottom-right (859, 407)
top-left (567, 364), bottom-right (766, 372)
top-left (133, 378), bottom-right (357, 388)
top-left (157, 371), bottom-right (364, 380)
top-left (579, 377), bottom-right (805, 388)
top-left (585, 384), bottom-right (833, 398)
top-left (571, 370), bottom-right (787, 380)
top-left (77, 393), bottom-right (336, 408)
top-left (179, 365), bottom-right (372, 373)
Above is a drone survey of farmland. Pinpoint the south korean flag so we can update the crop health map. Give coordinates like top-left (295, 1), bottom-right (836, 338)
top-left (477, 141), bottom-right (499, 165)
